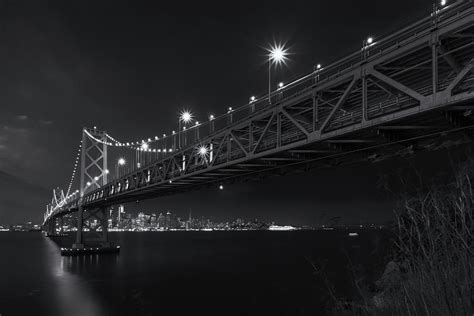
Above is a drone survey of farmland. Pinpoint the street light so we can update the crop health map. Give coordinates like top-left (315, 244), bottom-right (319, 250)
top-left (197, 145), bottom-right (208, 157)
top-left (362, 37), bottom-right (374, 59)
top-left (267, 43), bottom-right (289, 103)
top-left (179, 110), bottom-right (193, 148)
top-left (116, 158), bottom-right (126, 178)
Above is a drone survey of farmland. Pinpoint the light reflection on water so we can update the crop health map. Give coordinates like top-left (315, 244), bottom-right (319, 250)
top-left (44, 237), bottom-right (103, 316)
top-left (1, 230), bottom-right (389, 315)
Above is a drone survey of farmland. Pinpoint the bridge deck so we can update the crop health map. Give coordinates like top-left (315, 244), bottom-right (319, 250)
top-left (45, 1), bottom-right (474, 222)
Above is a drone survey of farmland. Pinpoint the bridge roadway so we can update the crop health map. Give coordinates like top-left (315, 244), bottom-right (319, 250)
top-left (44, 1), bottom-right (474, 230)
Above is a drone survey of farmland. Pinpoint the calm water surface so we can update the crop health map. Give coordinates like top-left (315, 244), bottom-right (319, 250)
top-left (0, 231), bottom-right (390, 315)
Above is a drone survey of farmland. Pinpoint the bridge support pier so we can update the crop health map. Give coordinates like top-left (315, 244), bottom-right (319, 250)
top-left (46, 218), bottom-right (56, 236)
top-left (73, 205), bottom-right (84, 249)
top-left (72, 206), bottom-right (114, 252)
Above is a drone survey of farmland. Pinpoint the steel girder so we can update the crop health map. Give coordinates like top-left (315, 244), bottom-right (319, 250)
top-left (45, 1), bottom-right (474, 221)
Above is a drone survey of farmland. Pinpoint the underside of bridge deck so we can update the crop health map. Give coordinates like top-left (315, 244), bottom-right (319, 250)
top-left (43, 1), bottom-right (474, 251)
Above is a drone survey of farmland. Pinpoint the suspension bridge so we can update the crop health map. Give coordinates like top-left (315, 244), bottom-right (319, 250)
top-left (43, 1), bottom-right (474, 254)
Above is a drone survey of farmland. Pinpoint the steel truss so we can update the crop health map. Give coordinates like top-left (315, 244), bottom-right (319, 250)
top-left (44, 1), bottom-right (474, 227)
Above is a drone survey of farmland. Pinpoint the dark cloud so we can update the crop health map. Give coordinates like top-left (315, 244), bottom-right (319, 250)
top-left (0, 170), bottom-right (49, 224)
top-left (39, 120), bottom-right (53, 126)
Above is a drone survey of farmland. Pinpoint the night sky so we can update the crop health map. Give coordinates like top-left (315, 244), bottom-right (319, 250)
top-left (0, 0), bottom-right (446, 225)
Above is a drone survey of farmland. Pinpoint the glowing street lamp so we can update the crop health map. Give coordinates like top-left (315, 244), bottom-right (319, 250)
top-left (362, 37), bottom-right (374, 59)
top-left (249, 95), bottom-right (256, 113)
top-left (219, 184), bottom-right (224, 190)
top-left (180, 111), bottom-right (193, 123)
top-left (179, 110), bottom-right (193, 148)
top-left (267, 43), bottom-right (289, 103)
top-left (141, 142), bottom-right (149, 151)
top-left (197, 145), bottom-right (208, 157)
top-left (314, 64), bottom-right (322, 83)
top-left (116, 158), bottom-right (126, 178)
top-left (209, 114), bottom-right (215, 133)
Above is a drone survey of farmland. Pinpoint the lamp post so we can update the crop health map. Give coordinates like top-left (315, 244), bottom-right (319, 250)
top-left (362, 37), bottom-right (373, 60)
top-left (179, 110), bottom-right (193, 149)
top-left (267, 44), bottom-right (288, 104)
top-left (116, 158), bottom-right (126, 179)
top-left (249, 96), bottom-right (256, 114)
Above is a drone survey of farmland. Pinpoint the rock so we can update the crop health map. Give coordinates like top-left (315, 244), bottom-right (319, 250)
top-left (375, 261), bottom-right (401, 291)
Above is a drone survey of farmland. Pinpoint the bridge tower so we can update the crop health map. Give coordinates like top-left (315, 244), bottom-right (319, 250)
top-left (73, 127), bottom-right (110, 249)
top-left (44, 188), bottom-right (65, 236)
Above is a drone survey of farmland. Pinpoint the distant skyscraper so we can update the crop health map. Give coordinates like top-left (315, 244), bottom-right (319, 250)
top-left (158, 213), bottom-right (166, 228)
top-left (118, 205), bottom-right (124, 222)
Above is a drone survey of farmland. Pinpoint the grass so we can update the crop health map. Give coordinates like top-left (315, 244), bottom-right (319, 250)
top-left (326, 158), bottom-right (474, 315)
